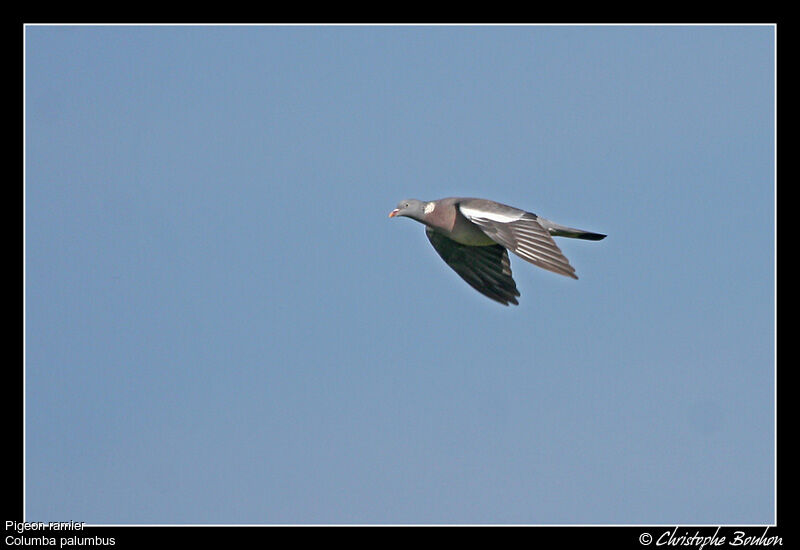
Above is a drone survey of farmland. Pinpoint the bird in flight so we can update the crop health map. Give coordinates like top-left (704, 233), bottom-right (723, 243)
top-left (389, 197), bottom-right (606, 305)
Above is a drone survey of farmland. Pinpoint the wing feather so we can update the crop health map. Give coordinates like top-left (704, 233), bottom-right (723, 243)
top-left (458, 203), bottom-right (578, 279)
top-left (425, 228), bottom-right (520, 306)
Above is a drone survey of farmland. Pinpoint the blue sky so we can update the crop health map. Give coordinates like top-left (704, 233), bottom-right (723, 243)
top-left (24, 25), bottom-right (775, 525)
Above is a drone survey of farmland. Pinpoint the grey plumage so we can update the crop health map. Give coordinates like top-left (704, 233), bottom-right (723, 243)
top-left (389, 197), bottom-right (606, 305)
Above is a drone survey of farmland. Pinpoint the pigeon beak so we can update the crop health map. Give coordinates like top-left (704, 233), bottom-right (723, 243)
top-left (388, 208), bottom-right (399, 218)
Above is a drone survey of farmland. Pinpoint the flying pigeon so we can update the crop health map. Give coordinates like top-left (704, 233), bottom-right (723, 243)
top-left (389, 197), bottom-right (606, 305)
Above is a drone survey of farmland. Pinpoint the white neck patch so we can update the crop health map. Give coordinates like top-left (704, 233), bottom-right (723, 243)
top-left (424, 202), bottom-right (436, 214)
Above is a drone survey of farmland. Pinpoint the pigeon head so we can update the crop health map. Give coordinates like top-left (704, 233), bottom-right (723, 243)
top-left (388, 199), bottom-right (427, 221)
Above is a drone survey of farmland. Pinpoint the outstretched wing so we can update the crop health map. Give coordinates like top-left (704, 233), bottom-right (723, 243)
top-left (458, 200), bottom-right (578, 279)
top-left (426, 228), bottom-right (520, 306)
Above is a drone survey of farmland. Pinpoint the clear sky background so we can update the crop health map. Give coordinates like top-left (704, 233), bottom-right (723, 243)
top-left (25, 25), bottom-right (775, 525)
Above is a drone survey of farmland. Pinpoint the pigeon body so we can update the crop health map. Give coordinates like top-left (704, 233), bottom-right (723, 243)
top-left (389, 197), bottom-right (605, 305)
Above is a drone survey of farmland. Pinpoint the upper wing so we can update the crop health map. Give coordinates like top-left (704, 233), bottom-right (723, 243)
top-left (426, 228), bottom-right (520, 306)
top-left (458, 200), bottom-right (578, 279)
